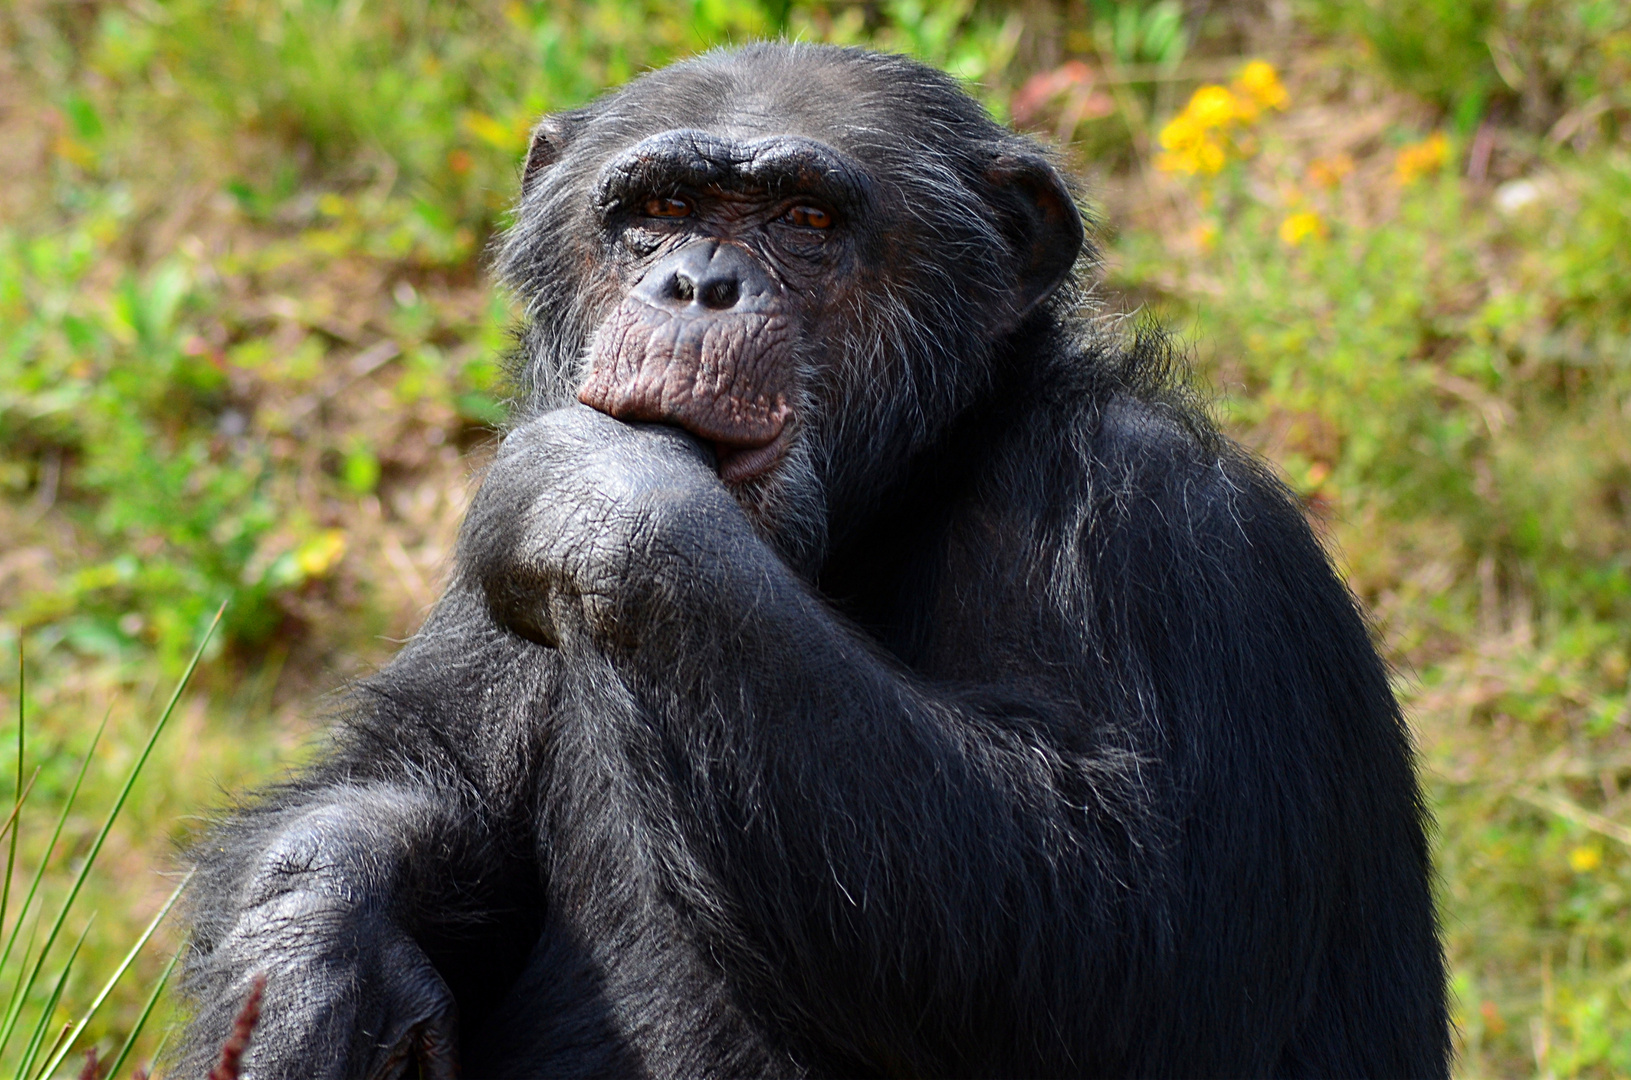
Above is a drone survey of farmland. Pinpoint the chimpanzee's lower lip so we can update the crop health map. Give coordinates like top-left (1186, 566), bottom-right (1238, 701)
top-left (714, 427), bottom-right (791, 484)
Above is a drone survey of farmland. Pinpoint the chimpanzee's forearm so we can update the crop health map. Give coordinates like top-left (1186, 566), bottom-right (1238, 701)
top-left (548, 528), bottom-right (1125, 1032)
top-left (179, 586), bottom-right (552, 1078)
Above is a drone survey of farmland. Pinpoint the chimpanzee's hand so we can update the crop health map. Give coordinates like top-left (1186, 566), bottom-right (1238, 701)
top-left (462, 402), bottom-right (743, 649)
top-left (210, 899), bottom-right (458, 1080)
top-left (190, 793), bottom-right (464, 1080)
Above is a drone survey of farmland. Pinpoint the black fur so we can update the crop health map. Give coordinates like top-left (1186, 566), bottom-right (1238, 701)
top-left (177, 44), bottom-right (1450, 1078)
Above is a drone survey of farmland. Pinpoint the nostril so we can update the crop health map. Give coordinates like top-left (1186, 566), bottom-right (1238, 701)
top-left (669, 273), bottom-right (695, 303)
top-left (700, 278), bottom-right (739, 310)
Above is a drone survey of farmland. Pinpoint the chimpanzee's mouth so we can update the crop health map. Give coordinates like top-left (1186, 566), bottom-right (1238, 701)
top-left (577, 298), bottom-right (796, 486)
top-left (714, 424), bottom-right (793, 485)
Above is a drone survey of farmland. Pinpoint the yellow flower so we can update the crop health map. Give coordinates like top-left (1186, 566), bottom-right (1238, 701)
top-left (1195, 139), bottom-right (1226, 175)
top-left (1157, 70), bottom-right (1286, 177)
top-left (1154, 150), bottom-right (1193, 175)
top-left (1158, 113), bottom-right (1202, 152)
top-left (1394, 133), bottom-right (1449, 185)
top-left (1234, 61), bottom-right (1288, 112)
top-left (1156, 134), bottom-right (1227, 176)
top-left (1157, 112), bottom-right (1208, 175)
top-left (1188, 85), bottom-right (1237, 129)
top-left (1278, 211), bottom-right (1325, 247)
top-left (462, 110), bottom-right (529, 153)
top-left (295, 530), bottom-right (348, 579)
top-left (1569, 846), bottom-right (1602, 872)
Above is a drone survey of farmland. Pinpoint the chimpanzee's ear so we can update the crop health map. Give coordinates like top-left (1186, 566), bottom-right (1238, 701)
top-left (986, 154), bottom-right (1085, 317)
top-left (521, 115), bottom-right (574, 196)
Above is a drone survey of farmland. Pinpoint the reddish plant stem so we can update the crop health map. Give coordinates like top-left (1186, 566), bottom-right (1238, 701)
top-left (208, 973), bottom-right (267, 1080)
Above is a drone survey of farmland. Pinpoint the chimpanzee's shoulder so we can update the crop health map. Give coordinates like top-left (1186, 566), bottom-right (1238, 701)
top-left (1011, 329), bottom-right (1221, 477)
top-left (1000, 330), bottom-right (1298, 545)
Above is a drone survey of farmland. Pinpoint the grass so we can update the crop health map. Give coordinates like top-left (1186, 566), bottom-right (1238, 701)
top-left (1, 0), bottom-right (1629, 1075)
top-left (0, 611), bottom-right (218, 1078)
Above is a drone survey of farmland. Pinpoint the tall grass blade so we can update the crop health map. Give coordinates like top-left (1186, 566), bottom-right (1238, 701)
top-left (29, 1024), bottom-right (68, 1080)
top-left (0, 770), bottom-right (41, 850)
top-left (142, 1021), bottom-right (175, 1074)
top-left (36, 874), bottom-right (191, 1080)
top-left (1, 915), bottom-right (41, 1060)
top-left (14, 917), bottom-right (91, 1080)
top-left (0, 601), bottom-right (222, 1066)
top-left (0, 715), bottom-right (108, 1055)
top-left (0, 765), bottom-right (41, 1059)
top-left (103, 949), bottom-right (180, 1080)
top-left (1, 650), bottom-right (22, 980)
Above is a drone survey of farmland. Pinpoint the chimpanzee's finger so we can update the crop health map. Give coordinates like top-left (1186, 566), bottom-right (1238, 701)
top-left (415, 1008), bottom-right (462, 1080)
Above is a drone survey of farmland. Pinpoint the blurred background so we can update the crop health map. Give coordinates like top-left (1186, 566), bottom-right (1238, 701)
top-left (1, 0), bottom-right (1629, 1074)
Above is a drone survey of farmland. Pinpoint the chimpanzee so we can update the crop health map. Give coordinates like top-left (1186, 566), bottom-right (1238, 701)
top-left (177, 43), bottom-right (1450, 1079)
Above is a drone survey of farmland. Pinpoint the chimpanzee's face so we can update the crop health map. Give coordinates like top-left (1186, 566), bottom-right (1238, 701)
top-left (578, 129), bottom-right (873, 487)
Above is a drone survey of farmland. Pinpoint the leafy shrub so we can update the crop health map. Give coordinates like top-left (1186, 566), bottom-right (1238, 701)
top-left (1303, 0), bottom-right (1631, 135)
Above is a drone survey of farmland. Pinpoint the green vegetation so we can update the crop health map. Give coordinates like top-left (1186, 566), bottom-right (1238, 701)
top-left (1, 1), bottom-right (1628, 1074)
top-left (0, 619), bottom-right (209, 1080)
top-left (1302, 0), bottom-right (1631, 133)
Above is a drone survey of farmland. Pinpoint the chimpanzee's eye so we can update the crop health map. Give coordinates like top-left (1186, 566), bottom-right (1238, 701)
top-left (643, 196), bottom-right (692, 218)
top-left (783, 205), bottom-right (833, 229)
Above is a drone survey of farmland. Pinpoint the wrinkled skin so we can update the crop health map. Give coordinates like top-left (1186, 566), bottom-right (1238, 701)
top-left (472, 408), bottom-right (737, 652)
top-left (176, 43), bottom-right (1450, 1079)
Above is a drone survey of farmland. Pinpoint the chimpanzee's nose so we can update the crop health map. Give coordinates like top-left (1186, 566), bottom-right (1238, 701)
top-left (635, 242), bottom-right (776, 314)
top-left (672, 268), bottom-right (737, 310)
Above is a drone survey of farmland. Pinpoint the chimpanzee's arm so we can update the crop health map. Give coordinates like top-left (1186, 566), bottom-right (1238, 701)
top-left (467, 402), bottom-right (1423, 1073)
top-left (177, 587), bottom-right (552, 1080)
top-left (468, 405), bottom-right (1134, 1069)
